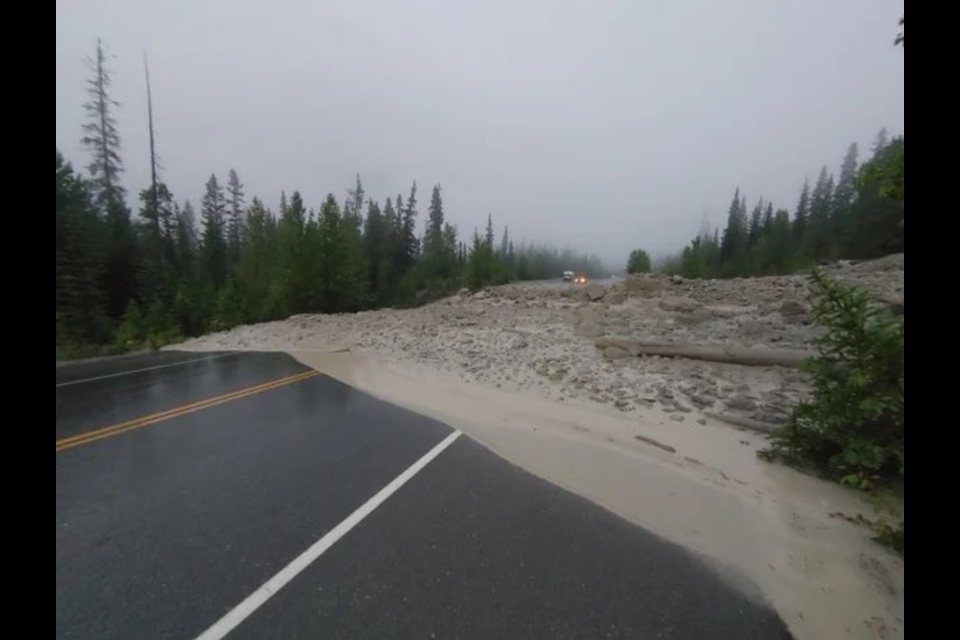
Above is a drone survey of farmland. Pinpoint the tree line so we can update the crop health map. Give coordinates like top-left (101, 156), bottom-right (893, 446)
top-left (663, 131), bottom-right (904, 279)
top-left (56, 40), bottom-right (608, 354)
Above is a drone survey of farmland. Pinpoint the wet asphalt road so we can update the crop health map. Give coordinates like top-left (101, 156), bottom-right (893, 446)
top-left (56, 351), bottom-right (794, 640)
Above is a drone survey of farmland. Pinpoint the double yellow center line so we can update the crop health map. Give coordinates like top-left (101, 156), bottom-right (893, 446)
top-left (56, 370), bottom-right (322, 453)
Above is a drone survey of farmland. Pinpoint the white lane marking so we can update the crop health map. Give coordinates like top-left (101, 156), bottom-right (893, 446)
top-left (193, 430), bottom-right (463, 640)
top-left (55, 353), bottom-right (239, 388)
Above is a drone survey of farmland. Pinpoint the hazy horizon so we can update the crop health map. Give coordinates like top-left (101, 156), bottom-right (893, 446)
top-left (56, 0), bottom-right (905, 267)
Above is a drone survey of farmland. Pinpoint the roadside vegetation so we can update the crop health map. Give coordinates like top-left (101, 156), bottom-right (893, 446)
top-left (760, 269), bottom-right (904, 555)
top-left (656, 131), bottom-right (903, 281)
top-left (660, 16), bottom-right (905, 555)
top-left (56, 40), bottom-right (607, 360)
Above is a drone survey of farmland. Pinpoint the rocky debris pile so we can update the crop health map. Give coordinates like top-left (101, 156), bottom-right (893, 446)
top-left (177, 254), bottom-right (903, 432)
top-left (612, 259), bottom-right (903, 312)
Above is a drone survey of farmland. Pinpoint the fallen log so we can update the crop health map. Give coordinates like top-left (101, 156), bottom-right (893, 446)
top-left (593, 338), bottom-right (815, 368)
top-left (703, 411), bottom-right (783, 435)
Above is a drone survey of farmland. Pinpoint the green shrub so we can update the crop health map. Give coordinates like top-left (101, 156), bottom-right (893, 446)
top-left (627, 248), bottom-right (653, 274)
top-left (116, 301), bottom-right (147, 348)
top-left (761, 268), bottom-right (904, 554)
top-left (763, 268), bottom-right (904, 490)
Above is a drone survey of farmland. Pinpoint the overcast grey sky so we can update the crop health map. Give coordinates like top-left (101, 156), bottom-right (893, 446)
top-left (56, 0), bottom-right (904, 266)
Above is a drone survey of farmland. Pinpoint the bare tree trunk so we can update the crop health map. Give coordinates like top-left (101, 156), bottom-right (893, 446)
top-left (594, 338), bottom-right (815, 368)
top-left (144, 53), bottom-right (159, 235)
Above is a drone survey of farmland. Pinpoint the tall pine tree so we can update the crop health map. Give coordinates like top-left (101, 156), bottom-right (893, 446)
top-left (226, 169), bottom-right (246, 264)
top-left (422, 184), bottom-right (450, 279)
top-left (831, 143), bottom-right (860, 254)
top-left (137, 182), bottom-right (175, 302)
top-left (57, 151), bottom-right (109, 343)
top-left (805, 167), bottom-right (834, 259)
top-left (345, 174), bottom-right (366, 226)
top-left (720, 188), bottom-right (748, 271)
top-left (201, 174), bottom-right (229, 289)
top-left (82, 38), bottom-right (125, 210)
top-left (793, 179), bottom-right (811, 247)
top-left (276, 191), bottom-right (310, 315)
top-left (401, 183), bottom-right (419, 270)
top-left (236, 197), bottom-right (275, 321)
top-left (81, 38), bottom-right (138, 319)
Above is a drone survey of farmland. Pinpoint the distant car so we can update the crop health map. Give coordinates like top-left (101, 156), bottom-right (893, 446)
top-left (562, 270), bottom-right (575, 282)
top-left (574, 274), bottom-right (589, 284)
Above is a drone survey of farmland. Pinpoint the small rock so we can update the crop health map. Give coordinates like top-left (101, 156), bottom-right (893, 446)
top-left (709, 307), bottom-right (741, 319)
top-left (780, 300), bottom-right (810, 324)
top-left (740, 320), bottom-right (773, 340)
top-left (755, 412), bottom-right (788, 425)
top-left (670, 414), bottom-right (686, 423)
top-left (603, 346), bottom-right (631, 360)
top-left (697, 419), bottom-right (708, 426)
top-left (726, 395), bottom-right (758, 411)
top-left (780, 300), bottom-right (809, 317)
top-left (585, 284), bottom-right (606, 301)
top-left (674, 308), bottom-right (713, 326)
top-left (660, 296), bottom-right (702, 313)
top-left (604, 292), bottom-right (626, 306)
top-left (503, 288), bottom-right (521, 301)
top-left (625, 276), bottom-right (666, 296)
top-left (573, 307), bottom-right (600, 325)
top-left (689, 395), bottom-right (715, 409)
top-left (575, 323), bottom-right (606, 338)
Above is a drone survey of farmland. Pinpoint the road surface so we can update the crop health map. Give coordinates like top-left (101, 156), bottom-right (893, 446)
top-left (56, 351), bottom-right (794, 640)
